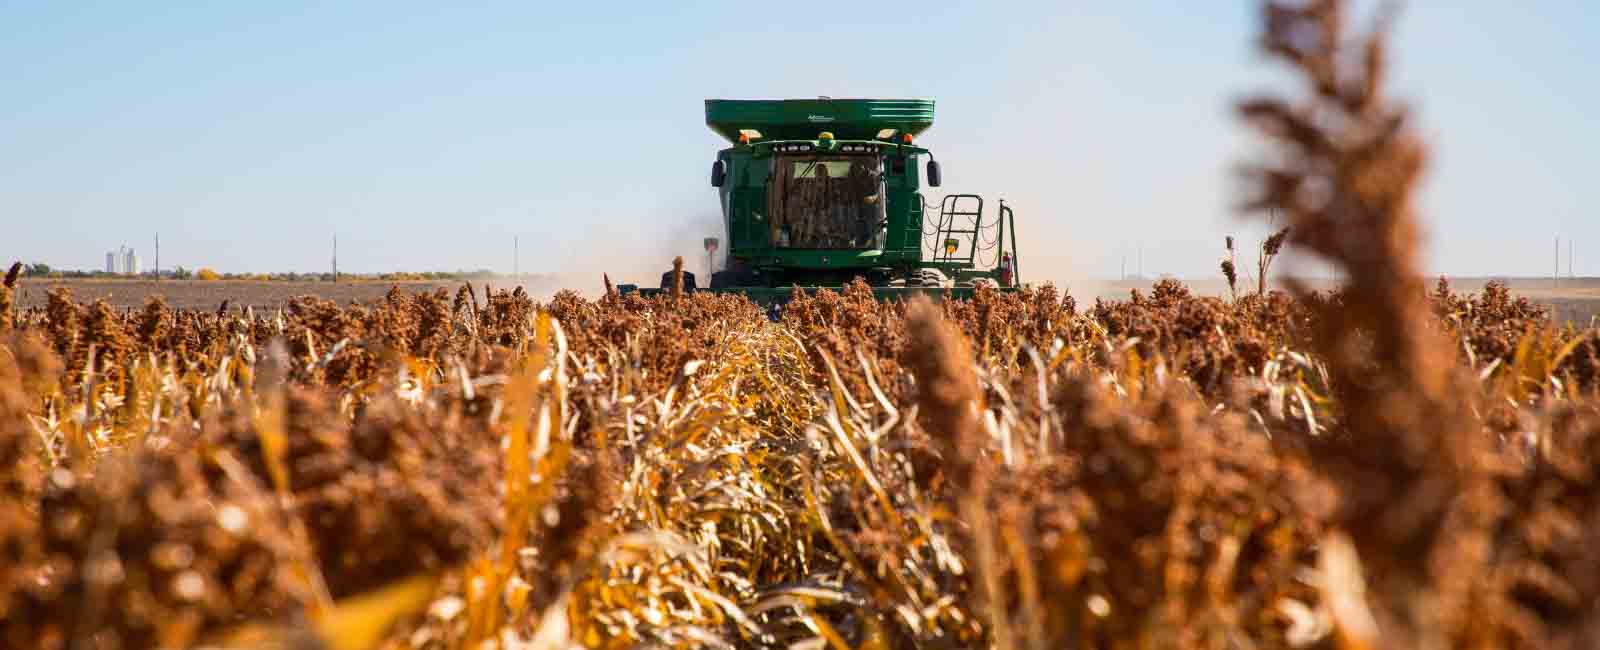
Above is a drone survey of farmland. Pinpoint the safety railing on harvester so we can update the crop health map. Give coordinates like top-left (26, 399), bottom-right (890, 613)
top-left (923, 194), bottom-right (1020, 286)
top-left (932, 194), bottom-right (984, 265)
top-left (997, 200), bottom-right (1019, 285)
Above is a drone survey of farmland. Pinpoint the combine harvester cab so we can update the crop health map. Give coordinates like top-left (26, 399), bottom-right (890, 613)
top-left (620, 98), bottom-right (1021, 307)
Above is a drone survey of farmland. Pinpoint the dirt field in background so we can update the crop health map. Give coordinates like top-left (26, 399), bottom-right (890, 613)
top-left (1511, 286), bottom-right (1600, 326)
top-left (10, 279), bottom-right (462, 311)
top-left (1088, 277), bottom-right (1600, 326)
top-left (14, 276), bottom-right (1600, 325)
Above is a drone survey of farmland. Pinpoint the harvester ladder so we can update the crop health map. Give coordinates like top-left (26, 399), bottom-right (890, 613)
top-left (932, 194), bottom-right (984, 264)
top-left (909, 193), bottom-right (928, 248)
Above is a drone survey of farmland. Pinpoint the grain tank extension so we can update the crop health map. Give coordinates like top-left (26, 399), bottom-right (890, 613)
top-left (620, 98), bottom-right (1021, 304)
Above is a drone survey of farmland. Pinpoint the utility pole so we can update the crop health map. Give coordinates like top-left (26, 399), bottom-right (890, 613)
top-left (154, 232), bottom-right (160, 280)
top-left (332, 234), bottom-right (339, 283)
top-left (514, 236), bottom-right (519, 278)
top-left (1570, 239), bottom-right (1575, 280)
top-left (1555, 235), bottom-right (1561, 289)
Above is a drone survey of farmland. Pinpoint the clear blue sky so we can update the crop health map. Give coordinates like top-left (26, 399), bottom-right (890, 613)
top-left (0, 1), bottom-right (1594, 282)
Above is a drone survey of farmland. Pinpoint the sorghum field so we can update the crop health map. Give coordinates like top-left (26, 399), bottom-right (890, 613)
top-left (3, 3), bottom-right (1597, 649)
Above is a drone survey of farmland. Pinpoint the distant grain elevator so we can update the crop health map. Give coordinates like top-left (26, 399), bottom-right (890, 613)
top-left (106, 246), bottom-right (140, 275)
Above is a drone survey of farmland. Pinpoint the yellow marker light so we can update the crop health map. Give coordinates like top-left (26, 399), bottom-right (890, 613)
top-left (944, 238), bottom-right (959, 255)
top-left (738, 132), bottom-right (750, 144)
top-left (818, 131), bottom-right (834, 140)
top-left (902, 133), bottom-right (914, 144)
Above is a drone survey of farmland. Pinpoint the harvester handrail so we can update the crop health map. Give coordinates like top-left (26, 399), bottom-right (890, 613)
top-left (1001, 201), bottom-right (1020, 285)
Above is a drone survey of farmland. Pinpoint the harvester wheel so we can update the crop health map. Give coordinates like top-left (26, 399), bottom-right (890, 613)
top-left (659, 270), bottom-right (697, 293)
top-left (710, 270), bottom-right (748, 289)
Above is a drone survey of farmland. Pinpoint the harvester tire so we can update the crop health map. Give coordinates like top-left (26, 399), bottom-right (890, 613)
top-left (659, 270), bottom-right (697, 293)
top-left (709, 270), bottom-right (743, 289)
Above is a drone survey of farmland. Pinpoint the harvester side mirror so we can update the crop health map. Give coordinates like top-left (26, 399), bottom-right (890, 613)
top-left (711, 160), bottom-right (727, 187)
top-left (926, 160), bottom-right (942, 188)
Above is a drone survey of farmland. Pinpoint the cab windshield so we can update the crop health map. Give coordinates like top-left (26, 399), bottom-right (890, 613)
top-left (769, 153), bottom-right (885, 249)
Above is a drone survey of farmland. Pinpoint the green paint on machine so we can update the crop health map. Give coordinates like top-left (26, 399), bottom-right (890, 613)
top-left (621, 98), bottom-right (1025, 307)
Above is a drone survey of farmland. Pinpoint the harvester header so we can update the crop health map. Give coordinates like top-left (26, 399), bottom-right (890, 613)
top-left (705, 98), bottom-right (935, 143)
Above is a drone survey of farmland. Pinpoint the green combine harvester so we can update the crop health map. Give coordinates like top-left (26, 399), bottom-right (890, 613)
top-left (619, 98), bottom-right (1021, 307)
